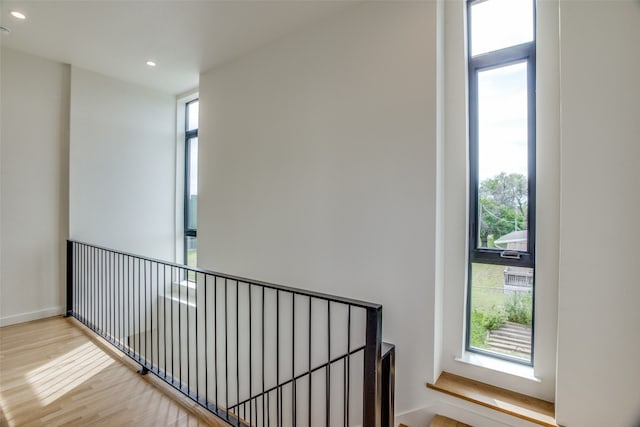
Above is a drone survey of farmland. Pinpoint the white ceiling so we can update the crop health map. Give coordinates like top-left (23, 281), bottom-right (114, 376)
top-left (0, 1), bottom-right (354, 95)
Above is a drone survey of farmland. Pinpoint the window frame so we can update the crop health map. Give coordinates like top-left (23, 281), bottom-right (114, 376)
top-left (183, 99), bottom-right (198, 268)
top-left (466, 0), bottom-right (537, 365)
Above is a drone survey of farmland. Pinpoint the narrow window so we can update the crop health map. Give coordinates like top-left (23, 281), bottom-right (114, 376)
top-left (467, 0), bottom-right (536, 364)
top-left (185, 99), bottom-right (199, 277)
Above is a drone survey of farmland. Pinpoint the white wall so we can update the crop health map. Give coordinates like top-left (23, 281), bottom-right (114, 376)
top-left (556, 1), bottom-right (640, 426)
top-left (198, 1), bottom-right (437, 415)
top-left (0, 48), bottom-right (70, 326)
top-left (69, 67), bottom-right (176, 261)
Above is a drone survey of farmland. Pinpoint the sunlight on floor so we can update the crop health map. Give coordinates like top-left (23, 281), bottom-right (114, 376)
top-left (26, 341), bottom-right (115, 406)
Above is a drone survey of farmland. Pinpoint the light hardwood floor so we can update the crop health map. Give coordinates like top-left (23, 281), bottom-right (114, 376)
top-left (0, 316), bottom-right (228, 427)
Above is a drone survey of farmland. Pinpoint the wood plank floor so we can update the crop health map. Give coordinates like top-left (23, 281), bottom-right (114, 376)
top-left (0, 316), bottom-right (228, 427)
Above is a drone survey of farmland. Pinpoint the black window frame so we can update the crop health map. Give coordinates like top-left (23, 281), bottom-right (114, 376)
top-left (184, 99), bottom-right (198, 268)
top-left (466, 0), bottom-right (537, 365)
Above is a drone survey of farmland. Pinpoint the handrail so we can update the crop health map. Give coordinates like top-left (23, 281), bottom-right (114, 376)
top-left (66, 239), bottom-right (395, 427)
top-left (69, 239), bottom-right (381, 310)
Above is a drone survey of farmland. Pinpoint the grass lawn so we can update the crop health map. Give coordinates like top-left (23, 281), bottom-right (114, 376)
top-left (468, 263), bottom-right (533, 352)
top-left (470, 262), bottom-right (506, 312)
top-left (187, 248), bottom-right (197, 267)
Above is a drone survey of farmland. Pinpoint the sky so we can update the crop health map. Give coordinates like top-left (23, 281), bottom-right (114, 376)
top-left (472, 0), bottom-right (533, 182)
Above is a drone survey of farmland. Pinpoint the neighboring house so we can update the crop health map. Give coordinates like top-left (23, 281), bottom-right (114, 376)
top-left (495, 230), bottom-right (533, 292)
top-left (494, 229), bottom-right (528, 252)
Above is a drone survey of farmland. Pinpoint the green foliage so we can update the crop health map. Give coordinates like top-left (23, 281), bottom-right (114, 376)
top-left (480, 172), bottom-right (527, 212)
top-left (470, 310), bottom-right (489, 348)
top-left (470, 308), bottom-right (507, 350)
top-left (482, 309), bottom-right (507, 330)
top-left (504, 292), bottom-right (532, 325)
top-left (478, 173), bottom-right (528, 247)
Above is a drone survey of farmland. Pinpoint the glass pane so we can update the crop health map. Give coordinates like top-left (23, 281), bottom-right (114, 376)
top-left (477, 62), bottom-right (528, 250)
top-left (470, 0), bottom-right (534, 56)
top-left (186, 236), bottom-right (197, 267)
top-left (186, 137), bottom-right (198, 230)
top-left (187, 100), bottom-right (199, 131)
top-left (468, 262), bottom-right (533, 362)
top-left (186, 236), bottom-right (197, 282)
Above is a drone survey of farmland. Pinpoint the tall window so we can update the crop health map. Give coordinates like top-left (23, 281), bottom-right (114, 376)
top-left (185, 99), bottom-right (199, 271)
top-left (467, 0), bottom-right (536, 364)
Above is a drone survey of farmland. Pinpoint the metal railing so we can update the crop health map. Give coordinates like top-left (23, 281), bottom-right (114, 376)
top-left (66, 240), bottom-right (395, 427)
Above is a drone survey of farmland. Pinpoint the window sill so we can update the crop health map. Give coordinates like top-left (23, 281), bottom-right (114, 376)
top-left (162, 280), bottom-right (196, 307)
top-left (427, 371), bottom-right (558, 427)
top-left (454, 351), bottom-right (540, 383)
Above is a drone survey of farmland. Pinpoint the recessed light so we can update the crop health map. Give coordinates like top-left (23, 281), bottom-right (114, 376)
top-left (145, 60), bottom-right (157, 67)
top-left (10, 10), bottom-right (26, 20)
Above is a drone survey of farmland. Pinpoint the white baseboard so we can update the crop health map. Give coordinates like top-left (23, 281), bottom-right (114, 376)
top-left (0, 306), bottom-right (64, 327)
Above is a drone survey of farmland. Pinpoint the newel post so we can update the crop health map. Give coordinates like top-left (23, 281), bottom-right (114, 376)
top-left (66, 240), bottom-right (73, 317)
top-left (363, 305), bottom-right (382, 427)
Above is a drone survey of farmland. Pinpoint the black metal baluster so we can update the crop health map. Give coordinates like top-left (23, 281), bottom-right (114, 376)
top-left (82, 244), bottom-right (86, 322)
top-left (138, 258), bottom-right (142, 361)
top-left (112, 251), bottom-right (115, 341)
top-left (248, 284), bottom-right (253, 426)
top-left (149, 261), bottom-right (153, 370)
top-left (99, 249), bottom-right (102, 333)
top-left (187, 267), bottom-right (191, 394)
top-left (97, 248), bottom-right (100, 331)
top-left (105, 250), bottom-right (108, 336)
top-left (127, 255), bottom-right (131, 355)
top-left (105, 250), bottom-right (108, 335)
top-left (69, 242), bottom-right (74, 317)
top-left (78, 244), bottom-right (82, 321)
top-left (163, 264), bottom-right (167, 379)
top-left (121, 253), bottom-right (124, 347)
top-left (79, 244), bottom-right (82, 322)
top-left (127, 256), bottom-right (136, 357)
top-left (93, 247), bottom-right (97, 330)
top-left (308, 297), bottom-right (312, 427)
top-left (86, 245), bottom-right (89, 325)
top-left (156, 262), bottom-right (159, 373)
top-left (82, 245), bottom-right (85, 322)
top-left (277, 290), bottom-right (280, 427)
top-left (179, 267), bottom-right (183, 387)
top-left (345, 306), bottom-right (351, 427)
top-left (93, 247), bottom-right (96, 330)
top-left (262, 287), bottom-right (265, 427)
top-left (214, 276), bottom-right (219, 409)
top-left (326, 301), bottom-right (331, 427)
top-left (205, 274), bottom-right (208, 406)
top-left (224, 278), bottom-right (229, 420)
top-left (224, 278), bottom-right (229, 419)
top-left (236, 281), bottom-right (240, 416)
top-left (171, 266), bottom-right (175, 383)
top-left (76, 245), bottom-right (85, 319)
top-left (292, 293), bottom-right (296, 427)
top-left (145, 260), bottom-right (148, 366)
top-left (100, 249), bottom-right (104, 337)
top-left (196, 271), bottom-right (199, 400)
top-left (95, 247), bottom-right (98, 330)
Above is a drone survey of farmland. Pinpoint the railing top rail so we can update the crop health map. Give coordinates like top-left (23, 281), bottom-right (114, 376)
top-left (69, 239), bottom-right (382, 310)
